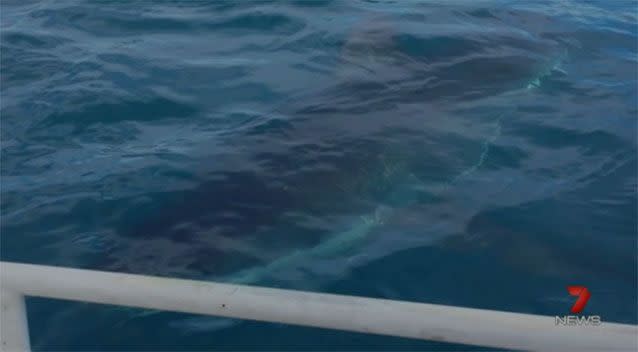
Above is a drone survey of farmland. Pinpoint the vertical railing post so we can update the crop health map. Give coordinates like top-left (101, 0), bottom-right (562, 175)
top-left (1, 289), bottom-right (31, 352)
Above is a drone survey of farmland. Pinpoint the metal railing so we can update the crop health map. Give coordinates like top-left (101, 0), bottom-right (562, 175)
top-left (1, 261), bottom-right (636, 351)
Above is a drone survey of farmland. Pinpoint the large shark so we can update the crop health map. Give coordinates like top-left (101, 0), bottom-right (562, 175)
top-left (106, 15), bottom-right (567, 326)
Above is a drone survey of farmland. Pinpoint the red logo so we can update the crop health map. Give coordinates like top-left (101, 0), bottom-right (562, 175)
top-left (567, 286), bottom-right (591, 314)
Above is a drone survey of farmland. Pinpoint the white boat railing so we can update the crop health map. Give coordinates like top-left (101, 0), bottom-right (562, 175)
top-left (1, 261), bottom-right (636, 351)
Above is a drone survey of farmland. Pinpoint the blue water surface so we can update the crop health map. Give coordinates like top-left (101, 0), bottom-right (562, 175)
top-left (1, 0), bottom-right (637, 350)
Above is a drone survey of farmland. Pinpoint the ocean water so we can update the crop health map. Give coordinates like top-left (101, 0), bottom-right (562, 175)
top-left (1, 0), bottom-right (636, 350)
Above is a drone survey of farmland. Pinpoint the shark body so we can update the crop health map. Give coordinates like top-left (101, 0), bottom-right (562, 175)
top-left (111, 15), bottom-right (567, 291)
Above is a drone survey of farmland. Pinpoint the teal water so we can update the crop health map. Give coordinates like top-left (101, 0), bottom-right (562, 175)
top-left (1, 0), bottom-right (637, 350)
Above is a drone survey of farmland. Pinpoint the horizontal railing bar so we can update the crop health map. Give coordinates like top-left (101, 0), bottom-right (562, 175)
top-left (1, 261), bottom-right (636, 351)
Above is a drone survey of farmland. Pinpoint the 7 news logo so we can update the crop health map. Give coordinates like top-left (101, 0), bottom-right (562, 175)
top-left (555, 286), bottom-right (602, 326)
